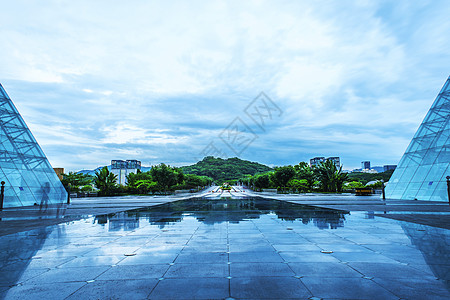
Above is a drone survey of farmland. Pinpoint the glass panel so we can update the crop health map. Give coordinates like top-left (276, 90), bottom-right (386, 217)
top-left (386, 77), bottom-right (450, 201)
top-left (0, 84), bottom-right (67, 207)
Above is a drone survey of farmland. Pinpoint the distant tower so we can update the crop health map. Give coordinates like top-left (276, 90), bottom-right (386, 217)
top-left (310, 157), bottom-right (325, 167)
top-left (0, 84), bottom-right (67, 207)
top-left (361, 161), bottom-right (370, 170)
top-left (327, 157), bottom-right (341, 168)
top-left (111, 159), bottom-right (141, 185)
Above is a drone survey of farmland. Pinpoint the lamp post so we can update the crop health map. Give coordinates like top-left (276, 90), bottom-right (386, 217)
top-left (0, 181), bottom-right (5, 210)
top-left (446, 176), bottom-right (450, 205)
top-left (67, 183), bottom-right (71, 205)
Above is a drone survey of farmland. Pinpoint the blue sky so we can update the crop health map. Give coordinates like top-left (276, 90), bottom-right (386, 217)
top-left (1, 0), bottom-right (449, 171)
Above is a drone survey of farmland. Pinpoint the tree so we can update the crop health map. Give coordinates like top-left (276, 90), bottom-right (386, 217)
top-left (253, 173), bottom-right (271, 191)
top-left (126, 170), bottom-right (152, 187)
top-left (61, 172), bottom-right (93, 191)
top-left (183, 174), bottom-right (211, 189)
top-left (344, 181), bottom-right (365, 190)
top-left (315, 160), bottom-right (348, 192)
top-left (294, 162), bottom-right (315, 191)
top-left (134, 180), bottom-right (158, 194)
top-left (271, 166), bottom-right (296, 189)
top-left (150, 163), bottom-right (179, 194)
top-left (287, 179), bottom-right (309, 192)
top-left (94, 167), bottom-right (117, 196)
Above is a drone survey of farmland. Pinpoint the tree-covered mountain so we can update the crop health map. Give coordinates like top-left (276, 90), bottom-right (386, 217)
top-left (181, 156), bottom-right (272, 183)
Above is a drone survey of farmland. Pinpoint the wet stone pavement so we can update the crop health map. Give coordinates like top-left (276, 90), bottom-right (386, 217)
top-left (0, 197), bottom-right (449, 299)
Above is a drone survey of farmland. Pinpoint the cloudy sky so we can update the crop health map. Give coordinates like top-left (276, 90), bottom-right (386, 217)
top-left (1, 0), bottom-right (449, 171)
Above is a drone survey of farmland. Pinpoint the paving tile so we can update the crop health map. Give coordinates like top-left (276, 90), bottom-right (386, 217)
top-left (19, 257), bottom-right (76, 269)
top-left (66, 279), bottom-right (158, 300)
top-left (165, 263), bottom-right (229, 278)
top-left (175, 252), bottom-right (228, 264)
top-left (97, 264), bottom-right (170, 280)
top-left (348, 262), bottom-right (439, 279)
top-left (81, 246), bottom-right (140, 256)
top-left (314, 244), bottom-right (375, 253)
top-left (373, 277), bottom-right (450, 299)
top-left (0, 267), bottom-right (49, 286)
top-left (150, 278), bottom-right (229, 299)
top-left (23, 266), bottom-right (109, 284)
top-left (272, 244), bottom-right (321, 252)
top-left (230, 262), bottom-right (295, 277)
top-left (2, 282), bottom-right (86, 300)
top-left (230, 251), bottom-right (283, 263)
top-left (288, 262), bottom-right (362, 277)
top-left (230, 277), bottom-right (311, 299)
top-left (182, 244), bottom-right (228, 253)
top-left (279, 251), bottom-right (340, 263)
top-left (228, 243), bottom-right (275, 252)
top-left (301, 277), bottom-right (398, 299)
top-left (60, 255), bottom-right (123, 267)
top-left (118, 253), bottom-right (177, 265)
top-left (330, 252), bottom-right (400, 263)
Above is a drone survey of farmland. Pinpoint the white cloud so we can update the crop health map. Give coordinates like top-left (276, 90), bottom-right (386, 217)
top-left (1, 0), bottom-right (450, 170)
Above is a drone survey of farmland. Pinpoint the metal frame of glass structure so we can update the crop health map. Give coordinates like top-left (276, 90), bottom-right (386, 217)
top-left (385, 76), bottom-right (450, 201)
top-left (0, 83), bottom-right (67, 207)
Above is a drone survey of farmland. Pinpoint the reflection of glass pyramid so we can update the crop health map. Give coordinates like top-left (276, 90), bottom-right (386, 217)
top-left (0, 84), bottom-right (67, 207)
top-left (385, 77), bottom-right (450, 201)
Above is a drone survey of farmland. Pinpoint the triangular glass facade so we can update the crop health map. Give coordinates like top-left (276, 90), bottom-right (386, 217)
top-left (385, 76), bottom-right (450, 201)
top-left (0, 84), bottom-right (67, 208)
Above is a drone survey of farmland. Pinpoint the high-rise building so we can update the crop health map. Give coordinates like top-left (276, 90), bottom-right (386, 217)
top-left (310, 156), bottom-right (340, 168)
top-left (328, 157), bottom-right (341, 168)
top-left (361, 161), bottom-right (370, 170)
top-left (385, 77), bottom-right (450, 201)
top-left (0, 84), bottom-right (67, 207)
top-left (383, 165), bottom-right (397, 172)
top-left (310, 157), bottom-right (325, 167)
top-left (111, 159), bottom-right (141, 185)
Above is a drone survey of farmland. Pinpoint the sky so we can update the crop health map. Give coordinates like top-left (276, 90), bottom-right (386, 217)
top-left (1, 0), bottom-right (450, 171)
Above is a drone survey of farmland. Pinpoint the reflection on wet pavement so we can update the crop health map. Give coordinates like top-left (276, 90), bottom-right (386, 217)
top-left (0, 197), bottom-right (449, 299)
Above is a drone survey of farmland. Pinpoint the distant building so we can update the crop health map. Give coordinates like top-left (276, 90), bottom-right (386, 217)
top-left (53, 168), bottom-right (64, 180)
top-left (310, 157), bottom-right (325, 167)
top-left (371, 166), bottom-right (384, 173)
top-left (361, 161), bottom-right (370, 170)
top-left (383, 165), bottom-right (397, 172)
top-left (328, 157), bottom-right (341, 168)
top-left (310, 156), bottom-right (340, 168)
top-left (111, 160), bottom-right (142, 185)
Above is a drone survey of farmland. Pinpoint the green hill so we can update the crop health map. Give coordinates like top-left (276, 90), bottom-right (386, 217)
top-left (182, 156), bottom-right (272, 183)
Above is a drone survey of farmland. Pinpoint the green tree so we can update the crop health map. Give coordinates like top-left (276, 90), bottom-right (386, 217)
top-left (126, 170), bottom-right (152, 186)
top-left (294, 162), bottom-right (315, 191)
top-left (61, 172), bottom-right (93, 191)
top-left (94, 167), bottom-right (117, 196)
top-left (253, 173), bottom-right (271, 191)
top-left (287, 179), bottom-right (309, 192)
top-left (134, 179), bottom-right (158, 194)
top-left (150, 163), bottom-right (179, 194)
top-left (315, 160), bottom-right (348, 192)
top-left (271, 166), bottom-right (296, 190)
top-left (344, 181), bottom-right (365, 190)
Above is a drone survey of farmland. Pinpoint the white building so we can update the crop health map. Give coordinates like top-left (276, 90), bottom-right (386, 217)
top-left (111, 160), bottom-right (141, 185)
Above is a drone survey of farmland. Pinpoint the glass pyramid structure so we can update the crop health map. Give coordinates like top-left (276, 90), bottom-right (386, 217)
top-left (0, 83), bottom-right (67, 208)
top-left (385, 76), bottom-right (450, 201)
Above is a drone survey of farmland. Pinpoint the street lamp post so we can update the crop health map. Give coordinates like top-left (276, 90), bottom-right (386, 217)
top-left (446, 176), bottom-right (450, 205)
top-left (0, 181), bottom-right (5, 210)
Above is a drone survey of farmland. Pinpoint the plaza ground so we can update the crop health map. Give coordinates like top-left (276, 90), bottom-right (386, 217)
top-left (0, 187), bottom-right (449, 299)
